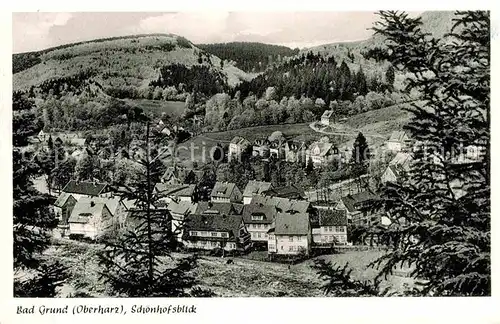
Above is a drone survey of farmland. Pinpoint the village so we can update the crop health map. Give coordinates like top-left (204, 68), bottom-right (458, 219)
top-left (29, 108), bottom-right (451, 264)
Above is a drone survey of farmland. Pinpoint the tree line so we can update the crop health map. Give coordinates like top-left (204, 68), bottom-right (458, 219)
top-left (197, 42), bottom-right (300, 72)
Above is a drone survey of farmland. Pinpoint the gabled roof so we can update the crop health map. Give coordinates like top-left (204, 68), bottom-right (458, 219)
top-left (340, 191), bottom-right (380, 213)
top-left (242, 203), bottom-right (277, 224)
top-left (125, 209), bottom-right (170, 228)
top-left (285, 140), bottom-right (305, 151)
top-left (243, 180), bottom-right (272, 197)
top-left (167, 201), bottom-right (198, 216)
top-left (274, 212), bottom-right (309, 235)
top-left (211, 182), bottom-right (238, 199)
top-left (262, 184), bottom-right (305, 200)
top-left (230, 136), bottom-right (250, 146)
top-left (62, 180), bottom-right (107, 196)
top-left (68, 199), bottom-right (110, 224)
top-left (183, 214), bottom-right (244, 242)
top-left (155, 183), bottom-right (195, 197)
top-left (195, 202), bottom-right (236, 216)
top-left (231, 203), bottom-right (245, 215)
top-left (75, 196), bottom-right (122, 216)
top-left (250, 195), bottom-right (310, 214)
top-left (307, 141), bottom-right (336, 157)
top-left (317, 209), bottom-right (348, 226)
top-left (388, 131), bottom-right (410, 142)
top-left (253, 139), bottom-right (270, 147)
top-left (54, 192), bottom-right (76, 208)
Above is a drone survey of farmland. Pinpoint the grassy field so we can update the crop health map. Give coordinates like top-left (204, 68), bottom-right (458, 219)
top-left (344, 104), bottom-right (411, 137)
top-left (202, 123), bottom-right (318, 143)
top-left (47, 239), bottom-right (414, 297)
top-left (124, 99), bottom-right (186, 118)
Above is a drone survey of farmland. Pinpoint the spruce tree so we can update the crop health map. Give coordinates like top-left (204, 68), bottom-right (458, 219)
top-left (98, 121), bottom-right (212, 297)
top-left (385, 65), bottom-right (395, 90)
top-left (314, 11), bottom-right (490, 297)
top-left (350, 132), bottom-right (370, 177)
top-left (13, 91), bottom-right (68, 297)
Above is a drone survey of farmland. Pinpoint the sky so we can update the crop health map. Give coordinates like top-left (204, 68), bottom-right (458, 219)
top-left (12, 12), bottom-right (422, 53)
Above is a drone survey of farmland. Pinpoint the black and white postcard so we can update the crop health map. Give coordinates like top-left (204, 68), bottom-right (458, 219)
top-left (2, 3), bottom-right (498, 324)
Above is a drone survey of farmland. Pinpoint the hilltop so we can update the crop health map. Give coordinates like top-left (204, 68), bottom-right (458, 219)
top-left (13, 34), bottom-right (252, 94)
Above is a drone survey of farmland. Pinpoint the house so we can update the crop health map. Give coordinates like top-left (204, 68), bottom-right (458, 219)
top-left (61, 180), bottom-right (111, 201)
top-left (167, 201), bottom-right (198, 240)
top-left (53, 193), bottom-right (78, 224)
top-left (311, 209), bottom-right (348, 245)
top-left (336, 191), bottom-right (382, 226)
top-left (155, 183), bottom-right (196, 203)
top-left (320, 110), bottom-right (335, 126)
top-left (124, 209), bottom-right (171, 234)
top-left (284, 140), bottom-right (306, 163)
top-left (306, 141), bottom-right (340, 167)
top-left (269, 141), bottom-right (286, 159)
top-left (210, 182), bottom-right (242, 203)
top-left (252, 139), bottom-right (270, 158)
top-left (267, 212), bottom-right (312, 256)
top-left (242, 180), bottom-right (273, 204)
top-left (67, 198), bottom-right (114, 240)
top-left (195, 201), bottom-right (244, 216)
top-left (242, 203), bottom-right (277, 242)
top-left (385, 131), bottom-right (412, 152)
top-left (381, 152), bottom-right (413, 184)
top-left (228, 136), bottom-right (251, 161)
top-left (182, 214), bottom-right (251, 252)
top-left (250, 195), bottom-right (312, 215)
top-left (262, 184), bottom-right (306, 200)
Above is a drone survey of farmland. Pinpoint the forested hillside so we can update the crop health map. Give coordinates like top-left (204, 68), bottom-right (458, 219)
top-left (197, 42), bottom-right (300, 72)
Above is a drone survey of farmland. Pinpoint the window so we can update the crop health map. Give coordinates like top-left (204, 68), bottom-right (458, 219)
top-left (221, 232), bottom-right (228, 238)
top-left (190, 231), bottom-right (198, 236)
top-left (289, 236), bottom-right (294, 242)
top-left (288, 246), bottom-right (295, 251)
top-left (251, 215), bottom-right (264, 221)
top-left (257, 233), bottom-right (262, 238)
top-left (211, 232), bottom-right (218, 237)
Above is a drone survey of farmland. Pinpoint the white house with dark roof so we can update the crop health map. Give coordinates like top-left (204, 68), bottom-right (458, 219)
top-left (68, 198), bottom-right (114, 239)
top-left (306, 141), bottom-right (340, 167)
top-left (61, 180), bottom-right (111, 201)
top-left (320, 110), bottom-right (335, 126)
top-left (385, 131), bottom-right (412, 152)
top-left (312, 209), bottom-right (348, 245)
top-left (210, 182), bottom-right (242, 203)
top-left (182, 213), bottom-right (251, 252)
top-left (242, 203), bottom-right (277, 242)
top-left (267, 212), bottom-right (311, 255)
top-left (229, 136), bottom-right (251, 161)
top-left (242, 180), bottom-right (273, 204)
